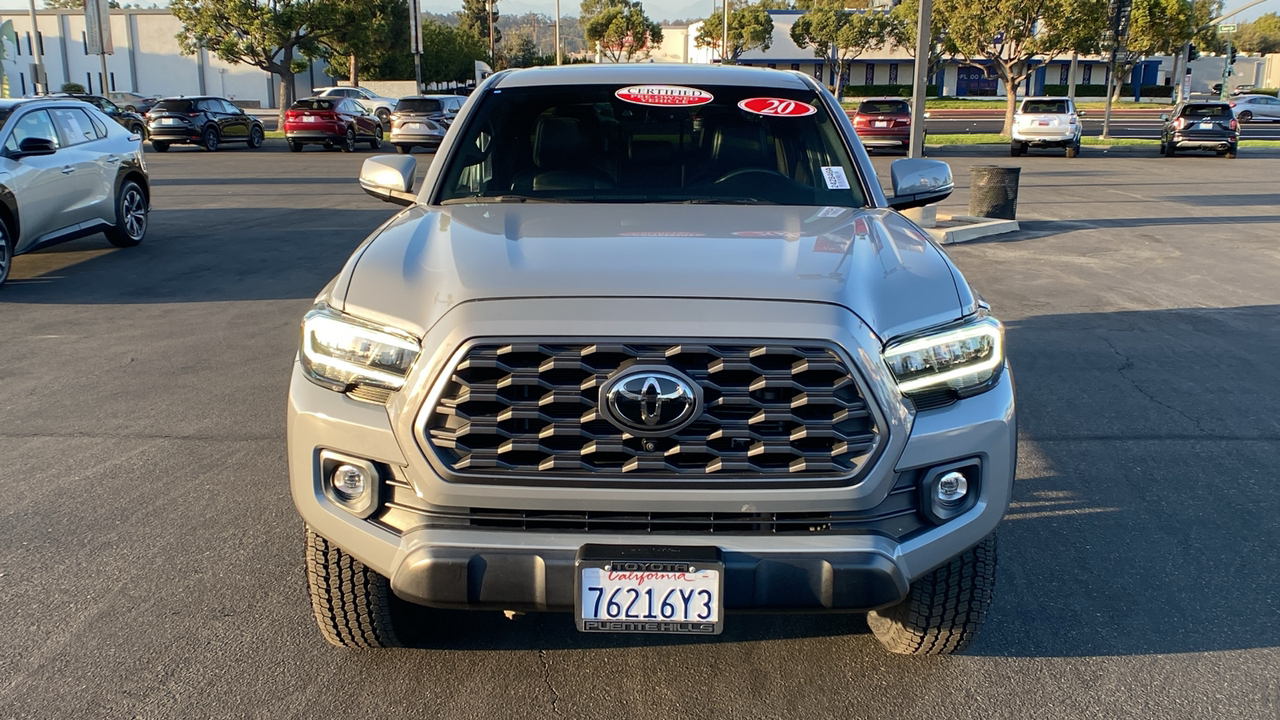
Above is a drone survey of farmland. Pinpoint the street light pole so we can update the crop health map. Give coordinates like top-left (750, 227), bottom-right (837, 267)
top-left (722, 0), bottom-right (729, 65)
top-left (488, 0), bottom-right (495, 63)
top-left (26, 0), bottom-right (43, 95)
top-left (908, 0), bottom-right (931, 158)
top-left (555, 0), bottom-right (562, 65)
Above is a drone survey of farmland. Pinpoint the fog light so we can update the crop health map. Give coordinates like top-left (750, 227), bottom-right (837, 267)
top-left (331, 463), bottom-right (368, 500)
top-left (937, 471), bottom-right (969, 504)
top-left (319, 451), bottom-right (379, 518)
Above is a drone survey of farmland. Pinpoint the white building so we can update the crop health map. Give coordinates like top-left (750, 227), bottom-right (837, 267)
top-left (0, 8), bottom-right (331, 107)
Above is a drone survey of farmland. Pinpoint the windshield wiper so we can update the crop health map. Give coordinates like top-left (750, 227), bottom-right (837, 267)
top-left (676, 197), bottom-right (778, 205)
top-left (439, 195), bottom-right (571, 205)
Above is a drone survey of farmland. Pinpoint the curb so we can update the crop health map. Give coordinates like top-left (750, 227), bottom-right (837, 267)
top-left (927, 215), bottom-right (1019, 244)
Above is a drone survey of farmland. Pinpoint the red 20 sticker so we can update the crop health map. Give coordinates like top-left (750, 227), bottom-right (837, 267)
top-left (738, 97), bottom-right (818, 117)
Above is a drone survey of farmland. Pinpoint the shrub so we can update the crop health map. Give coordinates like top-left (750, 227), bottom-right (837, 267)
top-left (60, 82), bottom-right (86, 94)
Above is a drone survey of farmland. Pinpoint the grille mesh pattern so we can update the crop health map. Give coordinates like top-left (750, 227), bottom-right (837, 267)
top-left (423, 342), bottom-right (879, 479)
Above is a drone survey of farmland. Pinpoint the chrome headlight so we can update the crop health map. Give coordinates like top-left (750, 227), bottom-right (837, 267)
top-left (883, 315), bottom-right (1004, 397)
top-left (299, 304), bottom-right (420, 392)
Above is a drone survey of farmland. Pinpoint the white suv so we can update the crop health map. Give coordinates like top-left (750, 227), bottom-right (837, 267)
top-left (1011, 96), bottom-right (1083, 158)
top-left (312, 86), bottom-right (397, 124)
top-left (0, 98), bottom-right (150, 288)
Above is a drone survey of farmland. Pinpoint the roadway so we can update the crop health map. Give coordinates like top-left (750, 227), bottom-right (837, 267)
top-left (2, 145), bottom-right (1279, 718)
top-left (924, 112), bottom-right (1280, 140)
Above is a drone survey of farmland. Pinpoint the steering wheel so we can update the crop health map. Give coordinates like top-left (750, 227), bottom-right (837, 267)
top-left (714, 167), bottom-right (791, 184)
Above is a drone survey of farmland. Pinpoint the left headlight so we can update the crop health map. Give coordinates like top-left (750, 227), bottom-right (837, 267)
top-left (882, 315), bottom-right (1004, 397)
top-left (299, 304), bottom-right (420, 392)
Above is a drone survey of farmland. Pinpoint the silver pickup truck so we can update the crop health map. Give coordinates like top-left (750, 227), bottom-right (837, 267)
top-left (289, 64), bottom-right (1015, 656)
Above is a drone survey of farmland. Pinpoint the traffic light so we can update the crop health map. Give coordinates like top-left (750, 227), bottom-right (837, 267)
top-left (1188, 45), bottom-right (1199, 60)
top-left (1229, 48), bottom-right (1238, 64)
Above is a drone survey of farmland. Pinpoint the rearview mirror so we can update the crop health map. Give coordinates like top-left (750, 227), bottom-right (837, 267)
top-left (887, 158), bottom-right (953, 211)
top-left (12, 137), bottom-right (57, 158)
top-left (360, 155), bottom-right (418, 206)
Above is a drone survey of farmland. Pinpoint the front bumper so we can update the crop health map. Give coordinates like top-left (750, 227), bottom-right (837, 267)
top-left (289, 298), bottom-right (1017, 613)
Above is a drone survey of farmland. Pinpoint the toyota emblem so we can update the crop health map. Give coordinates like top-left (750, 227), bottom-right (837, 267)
top-left (600, 368), bottom-right (702, 437)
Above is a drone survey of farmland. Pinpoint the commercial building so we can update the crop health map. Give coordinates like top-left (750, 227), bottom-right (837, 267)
top-left (0, 8), bottom-right (330, 106)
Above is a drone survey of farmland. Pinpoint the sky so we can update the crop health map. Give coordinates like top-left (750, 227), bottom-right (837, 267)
top-left (0, 0), bottom-right (1274, 27)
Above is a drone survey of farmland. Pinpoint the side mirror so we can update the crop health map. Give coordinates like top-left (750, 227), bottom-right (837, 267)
top-left (887, 158), bottom-right (953, 211)
top-left (1160, 114), bottom-right (1169, 121)
top-left (360, 155), bottom-right (418, 206)
top-left (12, 137), bottom-right (57, 158)
top-left (1077, 110), bottom-right (1087, 117)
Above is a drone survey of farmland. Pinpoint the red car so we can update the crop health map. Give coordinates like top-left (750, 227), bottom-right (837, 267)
top-left (851, 98), bottom-right (914, 151)
top-left (284, 97), bottom-right (384, 152)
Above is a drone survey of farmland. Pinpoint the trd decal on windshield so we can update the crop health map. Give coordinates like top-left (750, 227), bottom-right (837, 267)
top-left (737, 98), bottom-right (818, 117)
top-left (615, 85), bottom-right (714, 107)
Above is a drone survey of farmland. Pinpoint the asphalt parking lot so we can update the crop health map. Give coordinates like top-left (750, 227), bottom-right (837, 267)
top-left (2, 141), bottom-right (1279, 719)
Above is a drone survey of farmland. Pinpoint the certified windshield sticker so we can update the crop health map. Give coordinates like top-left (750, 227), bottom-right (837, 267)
top-left (615, 85), bottom-right (713, 107)
top-left (821, 166), bottom-right (850, 190)
top-left (738, 97), bottom-right (818, 117)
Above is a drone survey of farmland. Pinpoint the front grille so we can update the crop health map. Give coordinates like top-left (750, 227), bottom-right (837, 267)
top-left (373, 473), bottom-right (923, 538)
top-left (421, 341), bottom-right (881, 484)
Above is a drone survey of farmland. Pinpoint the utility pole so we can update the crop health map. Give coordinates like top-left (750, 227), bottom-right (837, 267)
top-left (1219, 24), bottom-right (1235, 100)
top-left (722, 0), bottom-right (729, 65)
top-left (27, 0), bottom-right (43, 94)
top-left (907, 0), bottom-right (931, 158)
top-left (1178, 0), bottom-right (1268, 102)
top-left (555, 0), bottom-right (562, 65)
top-left (488, 0), bottom-right (495, 63)
top-left (410, 0), bottom-right (423, 92)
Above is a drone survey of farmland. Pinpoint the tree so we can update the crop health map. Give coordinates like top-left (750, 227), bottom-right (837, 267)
top-left (320, 0), bottom-right (409, 86)
top-left (1236, 13), bottom-right (1280, 54)
top-left (581, 0), bottom-right (662, 62)
top-left (884, 0), bottom-right (946, 94)
top-left (695, 2), bottom-right (774, 64)
top-left (936, 0), bottom-right (1107, 134)
top-left (790, 2), bottom-right (888, 101)
top-left (1109, 0), bottom-right (1192, 100)
top-left (460, 0), bottom-right (500, 55)
top-left (419, 21), bottom-right (489, 83)
top-left (172, 0), bottom-right (342, 125)
top-left (503, 30), bottom-right (555, 67)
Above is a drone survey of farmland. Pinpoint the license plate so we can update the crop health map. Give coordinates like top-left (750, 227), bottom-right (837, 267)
top-left (303, 116), bottom-right (316, 123)
top-left (1198, 122), bottom-right (1213, 129)
top-left (575, 545), bottom-right (723, 635)
top-left (874, 121), bottom-right (888, 128)
top-left (159, 118), bottom-right (179, 125)
top-left (1037, 120), bottom-right (1050, 126)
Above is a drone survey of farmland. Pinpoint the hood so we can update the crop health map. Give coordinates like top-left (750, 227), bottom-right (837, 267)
top-left (339, 204), bottom-right (965, 341)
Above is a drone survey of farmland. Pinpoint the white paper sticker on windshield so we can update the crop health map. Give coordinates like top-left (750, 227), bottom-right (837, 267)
top-left (821, 167), bottom-right (850, 190)
top-left (615, 85), bottom-right (713, 107)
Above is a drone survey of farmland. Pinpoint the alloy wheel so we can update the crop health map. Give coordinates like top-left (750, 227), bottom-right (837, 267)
top-left (122, 187), bottom-right (147, 241)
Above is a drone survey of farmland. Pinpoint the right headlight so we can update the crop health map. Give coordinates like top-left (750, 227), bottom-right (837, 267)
top-left (882, 315), bottom-right (1004, 397)
top-left (299, 304), bottom-right (420, 392)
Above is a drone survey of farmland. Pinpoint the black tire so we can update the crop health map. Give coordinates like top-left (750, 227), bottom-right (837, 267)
top-left (125, 105), bottom-right (137, 112)
top-left (130, 124), bottom-right (146, 138)
top-left (0, 216), bottom-right (12, 289)
top-left (289, 140), bottom-right (303, 153)
top-left (1009, 143), bottom-right (1023, 157)
top-left (201, 126), bottom-right (220, 152)
top-left (376, 108), bottom-right (391, 125)
top-left (323, 141), bottom-right (335, 150)
top-left (305, 526), bottom-right (406, 648)
top-left (395, 144), bottom-right (410, 155)
top-left (1165, 143), bottom-right (1176, 157)
top-left (104, 180), bottom-right (148, 248)
top-left (1238, 110), bottom-right (1252, 122)
top-left (247, 125), bottom-right (264, 149)
top-left (340, 127), bottom-right (356, 153)
top-left (868, 533), bottom-right (997, 656)
top-left (151, 140), bottom-right (170, 153)
top-left (1226, 146), bottom-right (1238, 159)
top-left (369, 125), bottom-right (383, 149)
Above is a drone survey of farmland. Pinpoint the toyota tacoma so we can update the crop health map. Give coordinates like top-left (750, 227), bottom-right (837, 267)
top-left (289, 65), bottom-right (1014, 655)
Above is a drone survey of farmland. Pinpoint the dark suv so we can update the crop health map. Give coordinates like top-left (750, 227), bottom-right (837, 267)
top-left (1160, 102), bottom-right (1239, 158)
top-left (146, 96), bottom-right (265, 152)
top-left (52, 94), bottom-right (148, 138)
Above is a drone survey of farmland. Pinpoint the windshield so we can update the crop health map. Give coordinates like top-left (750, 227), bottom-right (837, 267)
top-left (1182, 104), bottom-right (1230, 117)
top-left (435, 83), bottom-right (865, 207)
top-left (857, 100), bottom-right (909, 115)
top-left (396, 98), bottom-right (443, 113)
top-left (1021, 100), bottom-right (1069, 114)
top-left (153, 99), bottom-right (194, 112)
